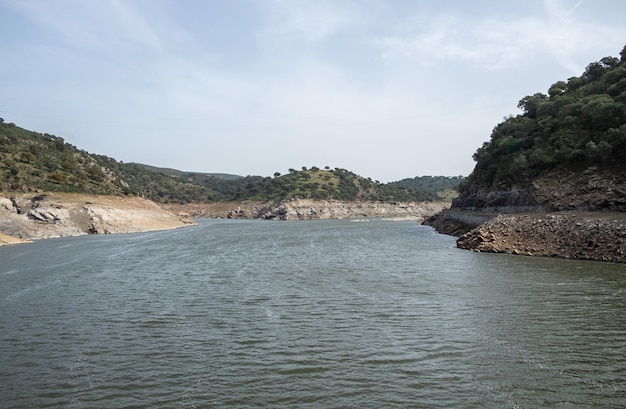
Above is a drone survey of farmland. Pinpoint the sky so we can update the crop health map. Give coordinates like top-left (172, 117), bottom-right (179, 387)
top-left (1, 0), bottom-right (625, 182)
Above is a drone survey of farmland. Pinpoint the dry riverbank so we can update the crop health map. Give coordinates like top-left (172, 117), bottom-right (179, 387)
top-left (0, 192), bottom-right (194, 246)
top-left (0, 194), bottom-right (447, 246)
top-left (163, 199), bottom-right (450, 221)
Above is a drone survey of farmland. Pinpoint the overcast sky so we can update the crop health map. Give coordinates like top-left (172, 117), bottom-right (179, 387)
top-left (1, 0), bottom-right (625, 181)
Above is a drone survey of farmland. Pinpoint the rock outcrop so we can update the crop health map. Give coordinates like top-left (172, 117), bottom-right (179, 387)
top-left (456, 212), bottom-right (626, 263)
top-left (452, 167), bottom-right (626, 212)
top-left (423, 165), bottom-right (626, 263)
top-left (0, 193), bottom-right (194, 245)
top-left (165, 199), bottom-right (449, 221)
top-left (425, 208), bottom-right (626, 264)
top-left (422, 209), bottom-right (498, 236)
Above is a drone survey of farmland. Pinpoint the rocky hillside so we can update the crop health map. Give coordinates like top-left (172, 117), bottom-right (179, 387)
top-left (454, 46), bottom-right (626, 211)
top-left (425, 46), bottom-right (626, 263)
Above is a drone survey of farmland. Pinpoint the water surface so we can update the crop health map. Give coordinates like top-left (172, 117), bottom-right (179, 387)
top-left (1, 219), bottom-right (625, 408)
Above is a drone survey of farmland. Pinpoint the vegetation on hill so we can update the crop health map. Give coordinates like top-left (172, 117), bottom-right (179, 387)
top-left (389, 176), bottom-right (464, 200)
top-left (0, 121), bottom-right (232, 202)
top-left (0, 120), bottom-right (131, 195)
top-left (131, 163), bottom-right (243, 181)
top-left (224, 167), bottom-right (431, 202)
top-left (459, 45), bottom-right (626, 195)
top-left (0, 120), bottom-right (436, 203)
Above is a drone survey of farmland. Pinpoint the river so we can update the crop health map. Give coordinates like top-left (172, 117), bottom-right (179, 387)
top-left (1, 219), bottom-right (625, 408)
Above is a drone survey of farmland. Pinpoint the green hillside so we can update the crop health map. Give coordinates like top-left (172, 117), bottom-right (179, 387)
top-left (0, 120), bottom-right (436, 203)
top-left (0, 121), bottom-right (131, 195)
top-left (459, 45), bottom-right (626, 196)
top-left (226, 167), bottom-right (430, 202)
top-left (389, 176), bottom-right (464, 200)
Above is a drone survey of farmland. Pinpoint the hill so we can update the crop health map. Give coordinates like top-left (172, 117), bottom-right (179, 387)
top-left (389, 176), bottom-right (464, 201)
top-left (454, 45), bottom-right (626, 211)
top-left (0, 121), bottom-right (131, 195)
top-left (0, 120), bottom-right (438, 204)
top-left (221, 167), bottom-right (432, 202)
top-left (131, 163), bottom-right (243, 180)
top-left (425, 46), bottom-right (626, 263)
top-left (0, 122), bottom-right (228, 202)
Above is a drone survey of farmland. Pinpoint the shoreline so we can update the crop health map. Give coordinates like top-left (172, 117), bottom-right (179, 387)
top-left (0, 192), bottom-right (194, 246)
top-left (162, 199), bottom-right (450, 221)
top-left (3, 192), bottom-right (623, 264)
top-left (424, 209), bottom-right (626, 263)
top-left (0, 195), bottom-right (448, 247)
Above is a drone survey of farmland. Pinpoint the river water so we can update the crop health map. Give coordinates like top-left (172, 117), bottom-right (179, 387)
top-left (1, 219), bottom-right (625, 408)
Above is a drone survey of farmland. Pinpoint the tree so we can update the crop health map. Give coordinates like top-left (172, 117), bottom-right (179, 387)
top-left (548, 81), bottom-right (567, 98)
top-left (517, 93), bottom-right (548, 118)
top-left (600, 56), bottom-right (619, 69)
top-left (583, 62), bottom-right (606, 82)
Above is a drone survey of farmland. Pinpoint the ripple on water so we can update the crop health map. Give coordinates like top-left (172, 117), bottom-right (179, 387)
top-left (1, 219), bottom-right (626, 408)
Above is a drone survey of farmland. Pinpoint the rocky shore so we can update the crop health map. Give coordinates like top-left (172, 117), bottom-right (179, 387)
top-left (163, 199), bottom-right (449, 221)
top-left (0, 194), bottom-right (448, 247)
top-left (0, 192), bottom-right (194, 246)
top-left (423, 165), bottom-right (626, 263)
top-left (424, 209), bottom-right (626, 263)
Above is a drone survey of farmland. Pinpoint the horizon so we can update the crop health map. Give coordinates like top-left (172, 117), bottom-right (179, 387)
top-left (128, 161), bottom-right (467, 181)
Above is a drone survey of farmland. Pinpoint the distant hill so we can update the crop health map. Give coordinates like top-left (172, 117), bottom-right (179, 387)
top-left (131, 163), bottom-right (243, 180)
top-left (0, 120), bottom-right (442, 204)
top-left (389, 176), bottom-right (464, 201)
top-left (455, 45), bottom-right (626, 211)
top-left (223, 167), bottom-right (432, 202)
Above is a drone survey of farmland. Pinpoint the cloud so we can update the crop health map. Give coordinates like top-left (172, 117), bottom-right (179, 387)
top-left (256, 0), bottom-right (362, 47)
top-left (374, 15), bottom-right (540, 69)
top-left (4, 0), bottom-right (162, 52)
top-left (372, 2), bottom-right (626, 75)
top-left (543, 0), bottom-right (585, 20)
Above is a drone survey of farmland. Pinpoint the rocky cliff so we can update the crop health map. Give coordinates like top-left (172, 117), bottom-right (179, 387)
top-left (424, 177), bottom-right (626, 264)
top-left (164, 199), bottom-right (449, 221)
top-left (425, 178), bottom-right (626, 264)
top-left (0, 192), bottom-right (194, 245)
top-left (452, 166), bottom-right (626, 212)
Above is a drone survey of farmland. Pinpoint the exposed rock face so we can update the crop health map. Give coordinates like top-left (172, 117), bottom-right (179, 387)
top-left (165, 199), bottom-right (449, 221)
top-left (423, 210), bottom-right (497, 236)
top-left (453, 167), bottom-right (626, 212)
top-left (247, 199), bottom-right (448, 221)
top-left (532, 167), bottom-right (626, 211)
top-left (456, 212), bottom-right (626, 263)
top-left (0, 193), bottom-right (194, 245)
top-left (425, 209), bottom-right (626, 264)
top-left (424, 166), bottom-right (626, 263)
top-left (452, 187), bottom-right (539, 210)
